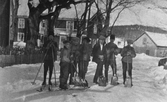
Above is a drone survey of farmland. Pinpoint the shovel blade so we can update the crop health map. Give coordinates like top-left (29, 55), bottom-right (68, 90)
top-left (124, 77), bottom-right (132, 87)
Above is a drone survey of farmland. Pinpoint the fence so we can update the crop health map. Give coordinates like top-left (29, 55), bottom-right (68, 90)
top-left (0, 54), bottom-right (44, 67)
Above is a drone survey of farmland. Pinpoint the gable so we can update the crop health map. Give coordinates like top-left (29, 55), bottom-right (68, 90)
top-left (134, 33), bottom-right (157, 47)
top-left (146, 31), bottom-right (167, 47)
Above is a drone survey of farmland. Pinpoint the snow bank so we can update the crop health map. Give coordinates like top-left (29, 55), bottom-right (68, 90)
top-left (0, 80), bottom-right (41, 92)
top-left (149, 66), bottom-right (167, 91)
top-left (136, 53), bottom-right (159, 59)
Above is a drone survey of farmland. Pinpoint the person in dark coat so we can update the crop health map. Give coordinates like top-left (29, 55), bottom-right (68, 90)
top-left (41, 33), bottom-right (58, 90)
top-left (121, 39), bottom-right (136, 86)
top-left (78, 37), bottom-right (92, 80)
top-left (59, 40), bottom-right (71, 90)
top-left (104, 35), bottom-right (119, 83)
top-left (92, 35), bottom-right (106, 84)
top-left (69, 37), bottom-right (80, 85)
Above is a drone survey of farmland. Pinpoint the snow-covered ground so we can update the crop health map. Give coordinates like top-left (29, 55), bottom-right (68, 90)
top-left (0, 53), bottom-right (167, 102)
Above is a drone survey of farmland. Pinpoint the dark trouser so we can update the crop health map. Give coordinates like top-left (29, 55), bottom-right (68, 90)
top-left (93, 60), bottom-right (103, 83)
top-left (122, 61), bottom-right (132, 84)
top-left (59, 62), bottom-right (70, 89)
top-left (104, 60), bottom-right (117, 82)
top-left (69, 61), bottom-right (77, 85)
top-left (43, 60), bottom-right (54, 85)
top-left (78, 60), bottom-right (89, 79)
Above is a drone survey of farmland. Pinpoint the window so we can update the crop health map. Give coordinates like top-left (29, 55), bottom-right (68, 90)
top-left (39, 20), bottom-right (47, 35)
top-left (143, 37), bottom-right (147, 45)
top-left (74, 21), bottom-right (78, 29)
top-left (66, 21), bottom-right (74, 33)
top-left (42, 20), bottom-right (45, 27)
top-left (55, 20), bottom-right (66, 28)
top-left (146, 50), bottom-right (150, 55)
top-left (93, 24), bottom-right (97, 34)
top-left (18, 18), bottom-right (25, 28)
top-left (17, 32), bottom-right (24, 41)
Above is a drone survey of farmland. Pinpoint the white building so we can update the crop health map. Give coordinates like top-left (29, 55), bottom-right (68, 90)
top-left (133, 31), bottom-right (167, 57)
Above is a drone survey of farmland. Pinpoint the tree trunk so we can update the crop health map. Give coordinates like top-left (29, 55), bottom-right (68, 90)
top-left (28, 5), bottom-right (47, 45)
top-left (101, 0), bottom-right (113, 37)
top-left (0, 0), bottom-right (10, 47)
top-left (12, 0), bottom-right (19, 42)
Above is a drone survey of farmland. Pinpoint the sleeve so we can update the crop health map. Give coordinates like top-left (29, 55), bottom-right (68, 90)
top-left (53, 43), bottom-right (58, 61)
top-left (60, 48), bottom-right (64, 60)
top-left (43, 41), bottom-right (49, 53)
top-left (92, 44), bottom-right (98, 56)
top-left (131, 47), bottom-right (136, 58)
top-left (88, 44), bottom-right (92, 56)
top-left (121, 47), bottom-right (127, 57)
top-left (114, 44), bottom-right (119, 55)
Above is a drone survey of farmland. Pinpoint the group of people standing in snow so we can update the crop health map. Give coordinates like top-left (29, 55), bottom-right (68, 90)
top-left (92, 34), bottom-right (136, 86)
top-left (40, 31), bottom-right (136, 90)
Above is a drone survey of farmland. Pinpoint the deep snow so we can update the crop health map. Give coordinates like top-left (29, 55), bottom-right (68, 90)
top-left (0, 53), bottom-right (167, 102)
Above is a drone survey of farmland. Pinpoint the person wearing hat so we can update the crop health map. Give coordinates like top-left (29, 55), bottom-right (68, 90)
top-left (59, 40), bottom-right (71, 90)
top-left (78, 37), bottom-right (92, 80)
top-left (69, 37), bottom-right (80, 85)
top-left (92, 35), bottom-right (106, 84)
top-left (121, 39), bottom-right (136, 86)
top-left (104, 34), bottom-right (119, 83)
top-left (40, 32), bottom-right (58, 91)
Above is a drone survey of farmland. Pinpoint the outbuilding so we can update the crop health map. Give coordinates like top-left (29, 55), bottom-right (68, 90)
top-left (133, 31), bottom-right (167, 57)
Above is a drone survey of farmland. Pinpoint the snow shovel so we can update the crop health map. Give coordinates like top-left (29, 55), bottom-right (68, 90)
top-left (111, 74), bottom-right (118, 85)
top-left (124, 57), bottom-right (132, 87)
top-left (111, 54), bottom-right (118, 85)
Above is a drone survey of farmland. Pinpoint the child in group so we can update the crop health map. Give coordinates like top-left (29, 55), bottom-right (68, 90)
top-left (40, 33), bottom-right (57, 91)
top-left (92, 35), bottom-right (106, 84)
top-left (104, 35), bottom-right (118, 83)
top-left (78, 37), bottom-right (92, 80)
top-left (69, 37), bottom-right (80, 85)
top-left (59, 40), bottom-right (71, 90)
top-left (121, 39), bottom-right (136, 86)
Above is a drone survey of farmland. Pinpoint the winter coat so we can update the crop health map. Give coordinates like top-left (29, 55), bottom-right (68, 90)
top-left (92, 43), bottom-right (105, 63)
top-left (71, 44), bottom-right (80, 62)
top-left (121, 45), bottom-right (136, 63)
top-left (104, 42), bottom-right (118, 63)
top-left (43, 40), bottom-right (58, 61)
top-left (60, 47), bottom-right (71, 63)
top-left (79, 43), bottom-right (92, 61)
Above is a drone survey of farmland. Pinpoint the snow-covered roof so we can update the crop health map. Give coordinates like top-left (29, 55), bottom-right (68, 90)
top-left (145, 31), bottom-right (167, 47)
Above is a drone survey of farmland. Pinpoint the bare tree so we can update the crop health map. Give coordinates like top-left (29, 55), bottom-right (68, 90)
top-left (11, 0), bottom-right (19, 42)
top-left (92, 0), bottom-right (145, 37)
top-left (27, 0), bottom-right (91, 44)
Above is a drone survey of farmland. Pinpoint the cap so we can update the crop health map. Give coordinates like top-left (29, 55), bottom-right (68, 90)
top-left (72, 37), bottom-right (80, 41)
top-left (48, 34), bottom-right (54, 40)
top-left (99, 35), bottom-right (105, 40)
top-left (110, 35), bottom-right (115, 40)
top-left (83, 37), bottom-right (91, 42)
top-left (48, 31), bottom-right (54, 36)
top-left (127, 39), bottom-right (133, 44)
top-left (63, 40), bottom-right (70, 44)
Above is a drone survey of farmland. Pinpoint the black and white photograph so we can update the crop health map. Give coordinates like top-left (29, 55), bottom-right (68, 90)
top-left (1, 0), bottom-right (167, 102)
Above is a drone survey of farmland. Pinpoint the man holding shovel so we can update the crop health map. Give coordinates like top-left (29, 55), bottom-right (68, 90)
top-left (104, 34), bottom-right (118, 84)
top-left (121, 39), bottom-right (136, 87)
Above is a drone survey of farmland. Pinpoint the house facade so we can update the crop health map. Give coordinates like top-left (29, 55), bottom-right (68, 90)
top-left (38, 18), bottom-right (80, 49)
top-left (133, 31), bottom-right (167, 57)
top-left (54, 18), bottom-right (78, 49)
